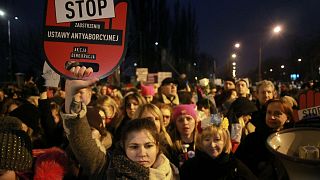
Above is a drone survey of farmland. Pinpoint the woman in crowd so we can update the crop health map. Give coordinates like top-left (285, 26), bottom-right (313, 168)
top-left (157, 103), bottom-right (173, 129)
top-left (235, 98), bottom-right (294, 179)
top-left (180, 124), bottom-right (257, 180)
top-left (109, 91), bottom-right (146, 142)
top-left (96, 95), bottom-right (122, 128)
top-left (61, 67), bottom-right (179, 178)
top-left (169, 104), bottom-right (198, 168)
top-left (133, 103), bottom-right (174, 161)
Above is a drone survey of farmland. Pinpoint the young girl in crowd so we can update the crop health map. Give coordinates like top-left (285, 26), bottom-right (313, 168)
top-left (169, 104), bottom-right (198, 168)
top-left (61, 67), bottom-right (179, 178)
top-left (235, 98), bottom-right (294, 179)
top-left (180, 124), bottom-right (257, 180)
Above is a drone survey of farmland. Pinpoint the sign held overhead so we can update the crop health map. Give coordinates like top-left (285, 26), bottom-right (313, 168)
top-left (44, 0), bottom-right (129, 79)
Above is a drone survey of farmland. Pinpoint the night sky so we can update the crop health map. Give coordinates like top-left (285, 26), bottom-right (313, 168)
top-left (2, 0), bottom-right (320, 78)
top-left (190, 0), bottom-right (320, 76)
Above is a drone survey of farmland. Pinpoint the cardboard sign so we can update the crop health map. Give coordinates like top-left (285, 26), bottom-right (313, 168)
top-left (44, 0), bottom-right (128, 79)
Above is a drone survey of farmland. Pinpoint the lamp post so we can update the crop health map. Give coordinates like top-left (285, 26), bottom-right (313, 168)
top-left (0, 9), bottom-right (13, 82)
top-left (258, 25), bottom-right (282, 81)
top-left (230, 53), bottom-right (237, 77)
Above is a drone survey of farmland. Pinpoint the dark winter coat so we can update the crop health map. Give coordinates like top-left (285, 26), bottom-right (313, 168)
top-left (180, 150), bottom-right (257, 180)
top-left (235, 128), bottom-right (289, 180)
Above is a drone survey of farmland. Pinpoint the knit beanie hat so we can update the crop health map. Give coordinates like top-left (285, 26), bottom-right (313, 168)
top-left (172, 104), bottom-right (197, 121)
top-left (227, 97), bottom-right (258, 119)
top-left (0, 129), bottom-right (33, 171)
top-left (0, 116), bottom-right (24, 131)
top-left (140, 84), bottom-right (155, 96)
top-left (161, 77), bottom-right (177, 86)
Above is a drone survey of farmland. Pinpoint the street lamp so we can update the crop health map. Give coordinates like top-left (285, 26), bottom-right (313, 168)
top-left (234, 43), bottom-right (240, 48)
top-left (0, 9), bottom-right (13, 82)
top-left (258, 25), bottom-right (283, 81)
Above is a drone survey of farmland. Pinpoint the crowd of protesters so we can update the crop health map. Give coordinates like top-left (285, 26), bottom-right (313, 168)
top-left (0, 67), bottom-right (319, 179)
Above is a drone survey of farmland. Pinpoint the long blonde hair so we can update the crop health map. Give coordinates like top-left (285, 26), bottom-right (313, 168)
top-left (133, 103), bottom-right (173, 148)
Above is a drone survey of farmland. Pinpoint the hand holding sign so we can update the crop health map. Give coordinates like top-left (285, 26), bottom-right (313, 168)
top-left (44, 0), bottom-right (128, 79)
top-left (64, 65), bottom-right (99, 113)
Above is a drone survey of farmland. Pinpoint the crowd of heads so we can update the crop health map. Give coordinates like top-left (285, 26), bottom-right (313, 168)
top-left (0, 73), bottom-right (319, 179)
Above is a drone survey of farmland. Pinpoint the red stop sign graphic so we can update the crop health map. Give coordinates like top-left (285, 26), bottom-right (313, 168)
top-left (44, 0), bottom-right (128, 79)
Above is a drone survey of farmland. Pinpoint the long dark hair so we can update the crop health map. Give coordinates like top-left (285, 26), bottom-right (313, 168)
top-left (120, 118), bottom-right (160, 149)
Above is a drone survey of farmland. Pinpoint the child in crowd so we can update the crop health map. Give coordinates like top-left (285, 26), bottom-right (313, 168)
top-left (169, 104), bottom-right (198, 168)
top-left (140, 84), bottom-right (155, 103)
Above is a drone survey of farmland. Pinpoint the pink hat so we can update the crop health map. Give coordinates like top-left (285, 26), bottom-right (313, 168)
top-left (141, 84), bottom-right (155, 96)
top-left (172, 104), bottom-right (197, 121)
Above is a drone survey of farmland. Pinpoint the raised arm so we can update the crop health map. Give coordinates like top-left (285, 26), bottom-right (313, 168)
top-left (61, 67), bottom-right (109, 177)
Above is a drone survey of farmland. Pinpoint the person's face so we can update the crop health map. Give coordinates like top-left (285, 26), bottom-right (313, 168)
top-left (230, 90), bottom-right (238, 100)
top-left (176, 115), bottom-right (196, 137)
top-left (111, 89), bottom-right (119, 98)
top-left (0, 170), bottom-right (17, 180)
top-left (200, 107), bottom-right (211, 117)
top-left (102, 103), bottom-right (115, 119)
top-left (144, 95), bottom-right (153, 103)
top-left (210, 88), bottom-right (217, 97)
top-left (126, 98), bottom-right (139, 119)
top-left (236, 81), bottom-right (249, 97)
top-left (79, 88), bottom-right (92, 105)
top-left (98, 110), bottom-right (107, 126)
top-left (200, 132), bottom-right (225, 159)
top-left (266, 102), bottom-right (288, 130)
top-left (101, 86), bottom-right (107, 95)
top-left (242, 114), bottom-right (252, 124)
top-left (140, 111), bottom-right (161, 133)
top-left (224, 81), bottom-right (235, 90)
top-left (257, 85), bottom-right (275, 105)
top-left (124, 130), bottom-right (159, 168)
top-left (280, 84), bottom-right (287, 91)
top-left (161, 108), bottom-right (171, 128)
top-left (161, 83), bottom-right (177, 97)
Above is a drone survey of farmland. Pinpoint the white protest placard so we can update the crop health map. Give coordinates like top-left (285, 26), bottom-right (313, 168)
top-left (55, 0), bottom-right (115, 23)
top-left (158, 72), bottom-right (172, 85)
